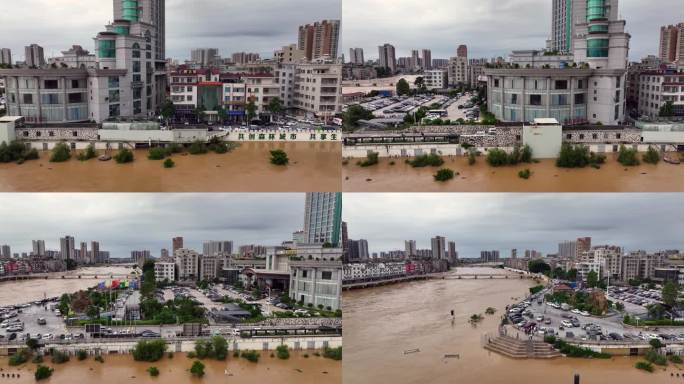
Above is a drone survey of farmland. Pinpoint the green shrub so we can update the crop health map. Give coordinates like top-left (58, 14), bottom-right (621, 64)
top-left (114, 148), bottom-right (134, 164)
top-left (167, 143), bottom-right (183, 154)
top-left (518, 169), bottom-right (531, 179)
top-left (148, 147), bottom-right (169, 160)
top-left (240, 350), bottom-right (260, 363)
top-left (168, 352), bottom-right (174, 359)
top-left (358, 152), bottom-right (378, 167)
top-left (468, 151), bottom-right (476, 165)
top-left (31, 355), bottom-right (43, 364)
top-left (94, 355), bottom-right (104, 363)
top-left (408, 153), bottom-right (444, 167)
top-left (486, 148), bottom-right (510, 166)
top-left (556, 144), bottom-right (606, 168)
top-left (645, 349), bottom-right (667, 366)
top-left (132, 340), bottom-right (167, 362)
top-left (51, 350), bottom-right (70, 364)
top-left (34, 365), bottom-right (54, 381)
top-left (276, 345), bottom-right (290, 360)
top-left (190, 360), bottom-right (205, 377)
top-left (163, 158), bottom-right (175, 168)
top-left (270, 149), bottom-right (289, 165)
top-left (77, 144), bottom-right (97, 161)
top-left (643, 147), bottom-right (660, 165)
top-left (188, 140), bottom-right (208, 155)
top-left (9, 349), bottom-right (31, 366)
top-left (76, 349), bottom-right (88, 361)
top-left (50, 142), bottom-right (71, 162)
top-left (635, 361), bottom-right (654, 372)
top-left (433, 168), bottom-right (455, 182)
top-left (617, 145), bottom-right (640, 166)
top-left (194, 336), bottom-right (228, 360)
top-left (323, 346), bottom-right (342, 361)
top-left (187, 351), bottom-right (196, 359)
top-left (147, 366), bottom-right (160, 377)
top-left (0, 141), bottom-right (39, 163)
top-left (670, 355), bottom-right (683, 364)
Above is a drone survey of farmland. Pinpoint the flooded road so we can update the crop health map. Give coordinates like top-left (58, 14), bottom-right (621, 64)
top-left (342, 155), bottom-right (684, 192)
top-left (0, 142), bottom-right (341, 192)
top-left (0, 351), bottom-right (341, 384)
top-left (343, 268), bottom-right (677, 384)
top-left (0, 266), bottom-right (135, 306)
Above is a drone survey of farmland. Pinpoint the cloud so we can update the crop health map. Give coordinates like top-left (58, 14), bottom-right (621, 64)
top-left (343, 193), bottom-right (684, 258)
top-left (342, 0), bottom-right (677, 61)
top-left (0, 193), bottom-right (305, 257)
top-left (2, 0), bottom-right (341, 60)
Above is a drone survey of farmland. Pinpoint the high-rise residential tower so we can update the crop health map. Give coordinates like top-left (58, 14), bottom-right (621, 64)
top-left (298, 20), bottom-right (340, 61)
top-left (24, 44), bottom-right (45, 67)
top-left (0, 48), bottom-right (11, 66)
top-left (551, 0), bottom-right (573, 53)
top-left (303, 192), bottom-right (342, 247)
top-left (422, 49), bottom-right (432, 70)
top-left (431, 236), bottom-right (446, 260)
top-left (349, 48), bottom-right (365, 65)
top-left (405, 240), bottom-right (417, 258)
top-left (378, 44), bottom-right (397, 73)
top-left (32, 240), bottom-right (45, 257)
top-left (172, 237), bottom-right (183, 252)
top-left (59, 236), bottom-right (75, 262)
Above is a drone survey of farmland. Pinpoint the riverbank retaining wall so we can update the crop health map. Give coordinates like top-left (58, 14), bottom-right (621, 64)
top-left (0, 336), bottom-right (342, 356)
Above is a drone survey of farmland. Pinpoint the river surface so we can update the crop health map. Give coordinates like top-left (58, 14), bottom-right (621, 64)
top-left (0, 266), bottom-right (135, 306)
top-left (343, 267), bottom-right (679, 384)
top-left (0, 142), bottom-right (341, 192)
top-left (0, 352), bottom-right (340, 384)
top-left (342, 155), bottom-right (684, 192)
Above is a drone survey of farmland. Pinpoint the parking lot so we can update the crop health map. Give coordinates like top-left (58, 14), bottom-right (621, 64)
top-left (1, 302), bottom-right (67, 342)
top-left (445, 93), bottom-right (480, 122)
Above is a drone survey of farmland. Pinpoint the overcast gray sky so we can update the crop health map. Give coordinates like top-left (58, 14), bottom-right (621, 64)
top-left (343, 194), bottom-right (684, 258)
top-left (1, 0), bottom-right (341, 61)
top-left (0, 193), bottom-right (305, 258)
top-left (342, 0), bottom-right (678, 61)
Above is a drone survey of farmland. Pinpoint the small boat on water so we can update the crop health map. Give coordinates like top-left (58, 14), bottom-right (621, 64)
top-left (664, 153), bottom-right (681, 165)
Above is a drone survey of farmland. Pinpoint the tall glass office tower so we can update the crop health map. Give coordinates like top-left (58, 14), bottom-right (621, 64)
top-left (303, 192), bottom-right (342, 247)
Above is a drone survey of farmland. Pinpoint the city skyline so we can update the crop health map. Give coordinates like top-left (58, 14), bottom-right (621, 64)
top-left (343, 193), bottom-right (684, 258)
top-left (1, 0), bottom-right (341, 61)
top-left (342, 0), bottom-right (679, 61)
top-left (0, 193), bottom-right (307, 257)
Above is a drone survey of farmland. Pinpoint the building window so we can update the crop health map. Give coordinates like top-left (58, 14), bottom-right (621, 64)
top-left (574, 93), bottom-right (585, 105)
top-left (44, 80), bottom-right (59, 89)
top-left (108, 76), bottom-right (119, 88)
top-left (554, 80), bottom-right (568, 90)
top-left (494, 79), bottom-right (500, 88)
top-left (23, 94), bottom-right (33, 104)
top-left (529, 94), bottom-right (542, 106)
top-left (321, 271), bottom-right (333, 280)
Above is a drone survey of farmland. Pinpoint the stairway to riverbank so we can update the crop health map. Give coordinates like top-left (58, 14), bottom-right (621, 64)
top-left (483, 335), bottom-right (561, 359)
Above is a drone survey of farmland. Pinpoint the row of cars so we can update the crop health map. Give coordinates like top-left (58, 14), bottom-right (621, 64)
top-left (608, 286), bottom-right (662, 308)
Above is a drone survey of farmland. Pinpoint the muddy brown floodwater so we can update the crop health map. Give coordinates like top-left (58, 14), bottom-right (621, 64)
top-left (0, 142), bottom-right (341, 192)
top-left (0, 267), bottom-right (134, 306)
top-left (0, 352), bottom-right (341, 384)
top-left (343, 268), bottom-right (679, 384)
top-left (342, 154), bottom-right (684, 192)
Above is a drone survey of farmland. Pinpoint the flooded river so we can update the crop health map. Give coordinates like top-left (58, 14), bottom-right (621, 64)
top-left (0, 142), bottom-right (341, 192)
top-left (0, 266), bottom-right (135, 306)
top-left (343, 268), bottom-right (678, 384)
top-left (0, 351), bottom-right (340, 384)
top-left (343, 155), bottom-right (684, 192)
